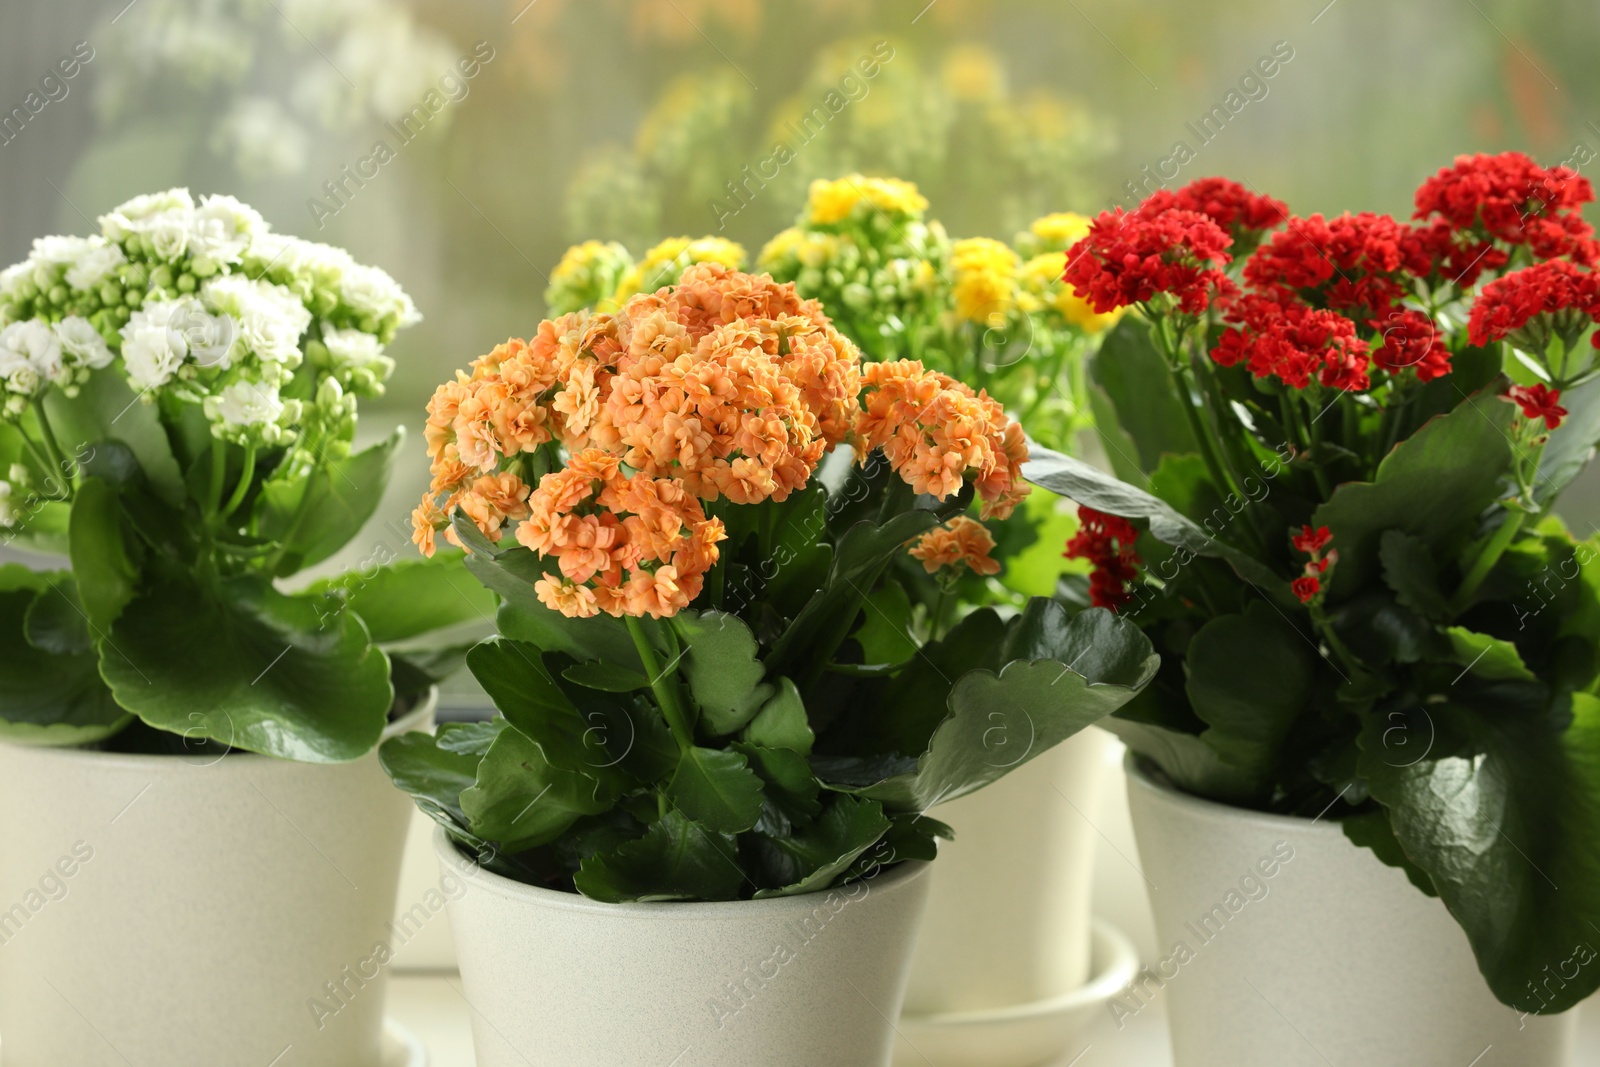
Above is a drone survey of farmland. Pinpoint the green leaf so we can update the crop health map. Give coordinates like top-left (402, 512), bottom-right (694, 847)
top-left (460, 723), bottom-right (616, 852)
top-left (828, 610), bottom-right (1157, 810)
top-left (742, 678), bottom-right (814, 755)
top-left (1185, 601), bottom-right (1316, 802)
top-left (1312, 391), bottom-right (1514, 600)
top-left (853, 583), bottom-right (918, 667)
top-left (99, 572), bottom-right (392, 762)
top-left (732, 740), bottom-right (823, 822)
top-left (672, 610), bottom-right (772, 735)
top-left (0, 588), bottom-right (131, 746)
top-left (42, 369), bottom-right (185, 506)
top-left (23, 578), bottom-right (92, 656)
top-left (573, 810), bottom-right (744, 902)
top-left (68, 477), bottom-right (140, 633)
top-left (998, 488), bottom-right (1086, 598)
top-left (1088, 317), bottom-right (1199, 475)
top-left (465, 638), bottom-right (626, 779)
top-left (1359, 691), bottom-right (1600, 1013)
top-left (1379, 530), bottom-right (1451, 621)
top-left (1535, 375), bottom-right (1600, 507)
top-left (309, 553), bottom-right (496, 644)
top-left (754, 795), bottom-right (892, 897)
top-left (562, 661), bottom-right (650, 692)
top-left (666, 745), bottom-right (766, 833)
top-left (1443, 627), bottom-right (1535, 682)
top-left (1024, 443), bottom-right (1292, 603)
top-left (1106, 689), bottom-right (1264, 806)
top-left (257, 430), bottom-right (401, 574)
top-left (380, 719), bottom-right (502, 829)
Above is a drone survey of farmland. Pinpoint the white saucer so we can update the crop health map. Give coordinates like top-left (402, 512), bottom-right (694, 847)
top-left (0, 1018), bottom-right (428, 1066)
top-left (894, 918), bottom-right (1141, 1067)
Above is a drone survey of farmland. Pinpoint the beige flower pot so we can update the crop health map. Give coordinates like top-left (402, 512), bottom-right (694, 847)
top-left (434, 826), bottom-right (931, 1067)
top-left (1125, 756), bottom-right (1577, 1066)
top-left (0, 692), bottom-right (435, 1067)
top-left (896, 728), bottom-right (1112, 1066)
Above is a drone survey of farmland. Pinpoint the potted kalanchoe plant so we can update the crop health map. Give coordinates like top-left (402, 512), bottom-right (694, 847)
top-left (0, 189), bottom-right (490, 1067)
top-left (761, 176), bottom-right (1129, 1064)
top-left (1029, 159), bottom-right (1600, 1065)
top-left (383, 263), bottom-right (1157, 1067)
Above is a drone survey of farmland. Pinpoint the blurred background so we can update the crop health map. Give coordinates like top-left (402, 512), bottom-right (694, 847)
top-left (3, 0), bottom-right (1599, 689)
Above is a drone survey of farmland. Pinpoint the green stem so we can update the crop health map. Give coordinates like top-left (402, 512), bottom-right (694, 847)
top-left (629, 616), bottom-right (692, 751)
top-left (220, 443), bottom-right (256, 520)
top-left (206, 439), bottom-right (226, 517)
top-left (929, 585), bottom-right (950, 642)
top-left (1452, 510), bottom-right (1526, 614)
top-left (31, 402), bottom-right (74, 501)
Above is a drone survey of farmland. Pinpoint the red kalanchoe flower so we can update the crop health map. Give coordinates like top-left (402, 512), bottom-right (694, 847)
top-left (1212, 296), bottom-right (1372, 391)
top-left (1063, 207), bottom-right (1235, 316)
top-left (1292, 575), bottom-right (1321, 603)
top-left (1064, 506), bottom-right (1142, 611)
top-left (1292, 525), bottom-right (1332, 554)
top-left (1466, 260), bottom-right (1600, 350)
top-left (1142, 177), bottom-right (1287, 245)
top-left (1401, 218), bottom-right (1508, 290)
top-left (1244, 212), bottom-right (1415, 320)
top-left (1371, 308), bottom-right (1452, 381)
top-left (1414, 152), bottom-right (1599, 265)
top-left (1507, 383), bottom-right (1568, 430)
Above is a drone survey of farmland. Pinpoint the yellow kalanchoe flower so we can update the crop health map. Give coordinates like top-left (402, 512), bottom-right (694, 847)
top-left (806, 174), bottom-right (930, 226)
top-left (950, 237), bottom-right (1020, 326)
top-left (1019, 251), bottom-right (1123, 334)
top-left (545, 240), bottom-right (633, 316)
top-left (1026, 212), bottom-right (1093, 253)
top-left (612, 235), bottom-right (746, 303)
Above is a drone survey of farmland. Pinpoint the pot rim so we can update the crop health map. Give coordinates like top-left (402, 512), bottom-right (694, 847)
top-left (432, 823), bottom-right (929, 921)
top-left (0, 686), bottom-right (438, 770)
top-left (1124, 750), bottom-right (1348, 839)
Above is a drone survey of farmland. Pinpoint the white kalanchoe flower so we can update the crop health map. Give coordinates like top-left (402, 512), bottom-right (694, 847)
top-left (340, 263), bottom-right (421, 329)
top-left (0, 261), bottom-right (31, 303)
top-left (100, 188), bottom-right (196, 260)
top-left (120, 300), bottom-right (192, 391)
top-left (55, 316), bottom-right (114, 370)
top-left (207, 377), bottom-right (281, 428)
top-left (0, 320), bottom-right (65, 393)
top-left (320, 325), bottom-right (393, 392)
top-left (0, 480), bottom-right (14, 527)
top-left (202, 275), bottom-right (311, 371)
top-left (188, 194), bottom-right (265, 273)
top-left (65, 237), bottom-right (128, 292)
top-left (30, 235), bottom-right (92, 271)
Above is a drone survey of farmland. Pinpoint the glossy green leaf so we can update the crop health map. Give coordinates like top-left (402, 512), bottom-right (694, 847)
top-left (573, 810), bottom-right (744, 902)
top-left (257, 429), bottom-right (401, 574)
top-left (99, 572), bottom-right (392, 762)
top-left (23, 578), bottom-right (92, 656)
top-left (998, 487), bottom-right (1086, 598)
top-left (853, 583), bottom-right (918, 667)
top-left (1088, 317), bottom-right (1199, 475)
top-left (1185, 601), bottom-right (1316, 802)
top-left (742, 678), bottom-right (814, 755)
top-left (754, 795), bottom-right (892, 897)
top-left (461, 724), bottom-right (616, 852)
top-left (666, 745), bottom-right (766, 833)
top-left (380, 719), bottom-right (503, 829)
top-left (0, 588), bottom-right (130, 746)
top-left (1379, 529), bottom-right (1451, 622)
top-left (309, 553), bottom-right (496, 644)
top-left (1312, 392), bottom-right (1513, 600)
top-left (562, 661), bottom-right (651, 693)
top-left (68, 477), bottom-right (139, 633)
top-left (42, 369), bottom-right (185, 506)
top-left (672, 610), bottom-right (771, 735)
top-left (1444, 627), bottom-right (1535, 682)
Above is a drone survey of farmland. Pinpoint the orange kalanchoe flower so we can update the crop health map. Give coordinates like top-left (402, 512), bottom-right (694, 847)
top-left (909, 516), bottom-right (1002, 576)
top-left (514, 448), bottom-right (726, 620)
top-left (855, 360), bottom-right (1030, 520)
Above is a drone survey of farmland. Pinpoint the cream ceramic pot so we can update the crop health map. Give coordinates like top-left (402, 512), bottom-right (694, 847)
top-left (435, 826), bottom-right (932, 1067)
top-left (0, 691), bottom-right (435, 1067)
top-left (1125, 756), bottom-right (1576, 1067)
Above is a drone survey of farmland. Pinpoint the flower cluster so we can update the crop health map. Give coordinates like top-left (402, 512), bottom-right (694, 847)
top-left (0, 188), bottom-right (416, 442)
top-left (758, 175), bottom-right (950, 362)
top-left (545, 240), bottom-right (633, 316)
top-left (855, 359), bottom-right (1028, 520)
top-left (909, 515), bottom-right (1000, 577)
top-left (1244, 212), bottom-right (1418, 321)
top-left (1290, 524), bottom-right (1333, 604)
top-left (1413, 152), bottom-right (1598, 266)
top-left (1212, 295), bottom-right (1373, 391)
top-left (1063, 506), bottom-right (1140, 611)
top-left (1062, 207), bottom-right (1235, 316)
top-left (1467, 259), bottom-right (1600, 352)
top-left (1140, 177), bottom-right (1286, 250)
top-left (611, 235), bottom-right (747, 306)
top-left (949, 237), bottom-right (1020, 326)
top-left (520, 449), bottom-right (726, 619)
top-left (1507, 383), bottom-right (1568, 431)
